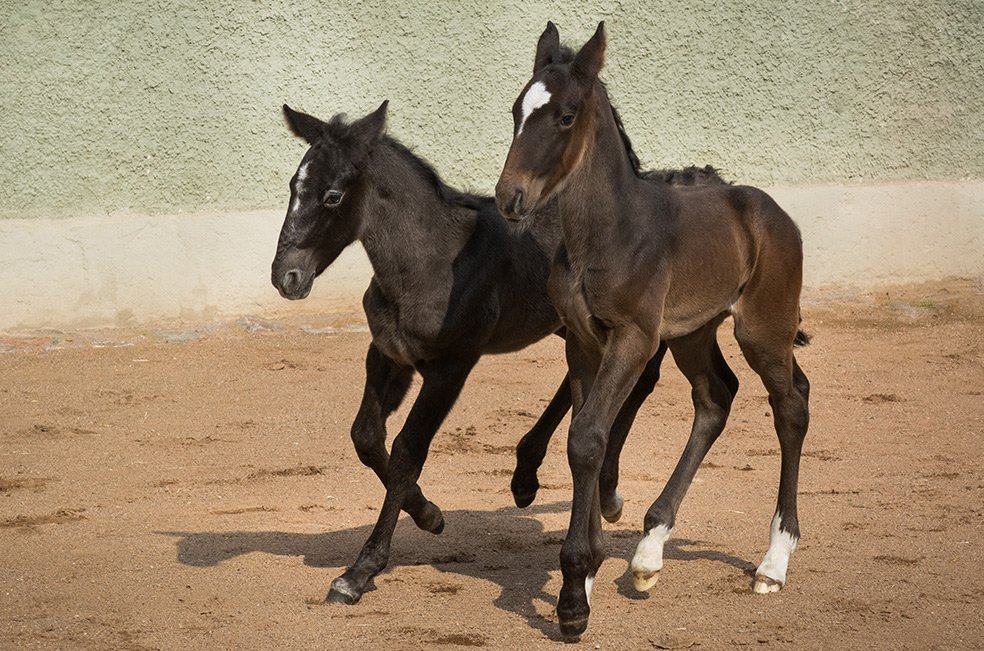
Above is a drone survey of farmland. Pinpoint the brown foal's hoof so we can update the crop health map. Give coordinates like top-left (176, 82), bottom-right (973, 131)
top-left (601, 491), bottom-right (624, 523)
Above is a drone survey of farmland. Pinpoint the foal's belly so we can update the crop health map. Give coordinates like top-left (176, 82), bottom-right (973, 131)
top-left (550, 264), bottom-right (738, 347)
top-left (659, 301), bottom-right (735, 340)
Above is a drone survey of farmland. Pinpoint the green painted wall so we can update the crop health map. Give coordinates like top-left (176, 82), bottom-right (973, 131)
top-left (2, 0), bottom-right (982, 219)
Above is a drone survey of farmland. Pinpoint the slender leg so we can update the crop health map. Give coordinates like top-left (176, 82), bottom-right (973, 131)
top-left (558, 328), bottom-right (653, 636)
top-left (729, 253), bottom-right (810, 593)
top-left (511, 375), bottom-right (572, 508)
top-left (725, 285), bottom-right (810, 594)
top-left (327, 355), bottom-right (477, 605)
top-left (598, 341), bottom-right (668, 522)
top-left (631, 323), bottom-right (738, 591)
top-left (350, 344), bottom-right (444, 533)
top-left (736, 342), bottom-right (810, 594)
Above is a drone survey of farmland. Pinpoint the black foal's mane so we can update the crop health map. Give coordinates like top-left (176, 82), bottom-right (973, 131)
top-left (383, 137), bottom-right (487, 211)
top-left (321, 113), bottom-right (486, 211)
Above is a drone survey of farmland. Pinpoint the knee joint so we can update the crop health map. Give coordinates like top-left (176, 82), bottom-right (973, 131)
top-left (567, 427), bottom-right (606, 474)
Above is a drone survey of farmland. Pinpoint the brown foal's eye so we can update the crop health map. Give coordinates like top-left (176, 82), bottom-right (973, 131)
top-left (560, 113), bottom-right (575, 127)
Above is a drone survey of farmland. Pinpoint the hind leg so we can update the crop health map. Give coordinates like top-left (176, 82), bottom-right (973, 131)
top-left (733, 318), bottom-right (810, 593)
top-left (350, 343), bottom-right (444, 534)
top-left (631, 321), bottom-right (737, 591)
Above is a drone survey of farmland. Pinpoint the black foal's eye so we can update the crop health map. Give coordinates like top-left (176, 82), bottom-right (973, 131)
top-left (560, 113), bottom-right (575, 127)
top-left (324, 190), bottom-right (343, 207)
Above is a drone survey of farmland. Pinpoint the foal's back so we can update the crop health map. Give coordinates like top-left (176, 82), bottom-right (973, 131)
top-left (655, 182), bottom-right (804, 340)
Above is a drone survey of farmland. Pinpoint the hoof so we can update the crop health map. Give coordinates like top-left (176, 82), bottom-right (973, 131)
top-left (559, 617), bottom-right (589, 638)
top-left (753, 574), bottom-right (783, 594)
top-left (633, 570), bottom-right (660, 593)
top-left (511, 473), bottom-right (539, 509)
top-left (411, 501), bottom-right (445, 535)
top-left (326, 578), bottom-right (361, 605)
top-left (512, 489), bottom-right (537, 509)
top-left (601, 492), bottom-right (624, 523)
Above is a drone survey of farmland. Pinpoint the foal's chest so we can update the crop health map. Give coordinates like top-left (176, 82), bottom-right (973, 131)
top-left (548, 256), bottom-right (618, 348)
top-left (362, 283), bottom-right (443, 367)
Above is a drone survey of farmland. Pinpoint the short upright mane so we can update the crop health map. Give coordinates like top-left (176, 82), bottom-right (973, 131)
top-left (551, 47), bottom-right (642, 177)
top-left (552, 46), bottom-right (727, 184)
top-left (384, 137), bottom-right (486, 210)
top-left (322, 115), bottom-right (485, 211)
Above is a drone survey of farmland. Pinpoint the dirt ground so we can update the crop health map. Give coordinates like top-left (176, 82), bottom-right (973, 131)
top-left (2, 279), bottom-right (982, 650)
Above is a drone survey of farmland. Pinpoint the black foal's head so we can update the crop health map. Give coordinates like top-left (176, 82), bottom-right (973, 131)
top-left (495, 21), bottom-right (607, 221)
top-left (271, 102), bottom-right (387, 300)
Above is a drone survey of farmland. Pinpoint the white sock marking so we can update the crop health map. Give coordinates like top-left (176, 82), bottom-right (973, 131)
top-left (756, 513), bottom-right (798, 590)
top-left (516, 81), bottom-right (551, 137)
top-left (584, 574), bottom-right (595, 606)
top-left (630, 524), bottom-right (672, 576)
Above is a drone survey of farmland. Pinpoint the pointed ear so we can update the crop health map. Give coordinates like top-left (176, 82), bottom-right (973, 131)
top-left (534, 21), bottom-right (561, 72)
top-left (283, 104), bottom-right (328, 144)
top-left (571, 21), bottom-right (606, 83)
top-left (348, 100), bottom-right (388, 150)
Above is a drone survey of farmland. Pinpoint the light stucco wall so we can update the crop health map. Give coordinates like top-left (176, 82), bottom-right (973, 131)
top-left (1, 181), bottom-right (981, 331)
top-left (1, 1), bottom-right (982, 330)
top-left (3, 0), bottom-right (982, 218)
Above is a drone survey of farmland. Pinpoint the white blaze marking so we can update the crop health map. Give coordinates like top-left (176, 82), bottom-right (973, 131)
top-left (630, 524), bottom-right (672, 576)
top-left (516, 81), bottom-right (551, 136)
top-left (755, 513), bottom-right (798, 592)
top-left (290, 162), bottom-right (310, 215)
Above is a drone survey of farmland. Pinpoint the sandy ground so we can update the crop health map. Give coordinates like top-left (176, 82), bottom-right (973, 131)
top-left (2, 280), bottom-right (983, 650)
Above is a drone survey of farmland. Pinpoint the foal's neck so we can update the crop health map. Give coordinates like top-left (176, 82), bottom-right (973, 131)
top-left (558, 89), bottom-right (640, 267)
top-left (358, 142), bottom-right (472, 286)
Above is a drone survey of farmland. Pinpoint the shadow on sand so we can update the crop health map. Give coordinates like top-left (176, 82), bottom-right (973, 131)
top-left (161, 501), bottom-right (754, 639)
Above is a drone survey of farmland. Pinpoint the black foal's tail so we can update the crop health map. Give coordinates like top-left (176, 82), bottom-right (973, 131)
top-left (793, 308), bottom-right (811, 347)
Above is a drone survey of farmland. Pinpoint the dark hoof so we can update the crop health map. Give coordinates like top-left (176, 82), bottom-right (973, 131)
top-left (601, 493), bottom-right (624, 523)
top-left (512, 489), bottom-right (537, 509)
top-left (326, 578), bottom-right (361, 605)
top-left (559, 617), bottom-right (589, 638)
top-left (511, 472), bottom-right (539, 509)
top-left (410, 501), bottom-right (445, 535)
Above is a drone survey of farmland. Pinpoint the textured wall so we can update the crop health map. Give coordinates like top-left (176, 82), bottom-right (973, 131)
top-left (1, 0), bottom-right (982, 220)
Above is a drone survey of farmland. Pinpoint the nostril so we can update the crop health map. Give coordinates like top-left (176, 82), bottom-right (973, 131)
top-left (511, 189), bottom-right (525, 216)
top-left (282, 269), bottom-right (302, 291)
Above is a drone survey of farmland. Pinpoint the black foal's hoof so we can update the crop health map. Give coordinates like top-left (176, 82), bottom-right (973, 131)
top-left (326, 578), bottom-right (361, 605)
top-left (559, 617), bottom-right (589, 638)
top-left (510, 473), bottom-right (539, 509)
top-left (410, 501), bottom-right (446, 535)
top-left (512, 489), bottom-right (537, 509)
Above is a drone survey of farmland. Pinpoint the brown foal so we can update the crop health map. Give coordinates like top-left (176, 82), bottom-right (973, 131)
top-left (496, 22), bottom-right (811, 636)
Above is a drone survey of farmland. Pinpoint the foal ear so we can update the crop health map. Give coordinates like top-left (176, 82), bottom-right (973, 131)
top-left (571, 21), bottom-right (607, 83)
top-left (534, 21), bottom-right (561, 72)
top-left (348, 100), bottom-right (388, 151)
top-left (283, 104), bottom-right (328, 144)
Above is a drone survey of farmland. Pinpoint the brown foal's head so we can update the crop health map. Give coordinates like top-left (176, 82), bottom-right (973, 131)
top-left (495, 21), bottom-right (607, 221)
